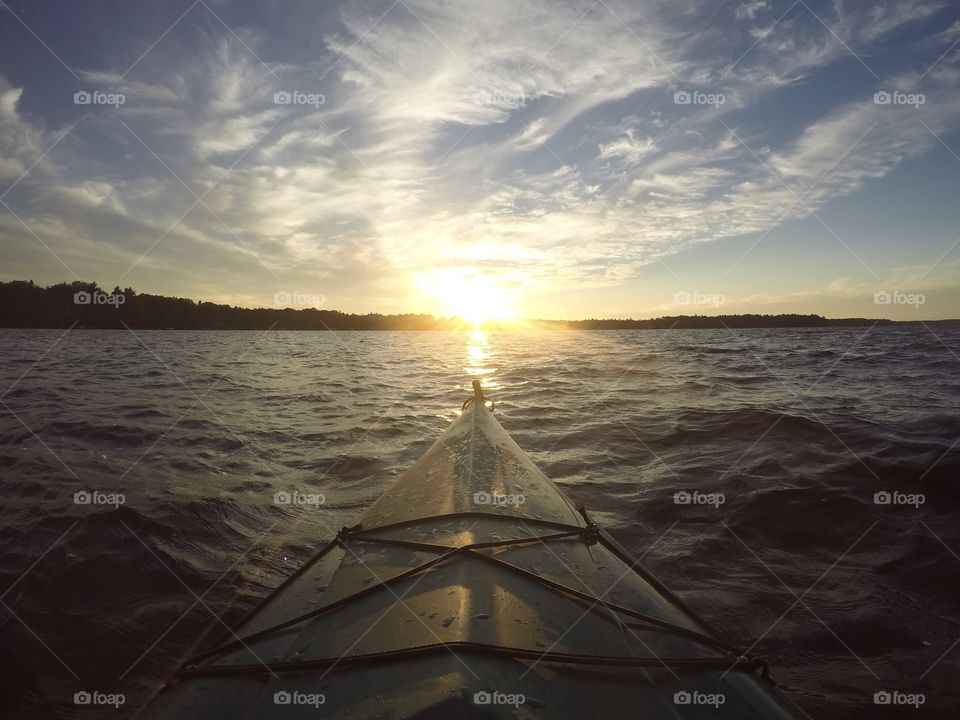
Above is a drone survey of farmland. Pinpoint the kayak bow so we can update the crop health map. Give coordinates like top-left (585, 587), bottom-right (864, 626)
top-left (143, 381), bottom-right (800, 718)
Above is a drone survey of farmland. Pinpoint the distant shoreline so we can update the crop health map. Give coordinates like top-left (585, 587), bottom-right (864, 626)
top-left (2, 280), bottom-right (953, 330)
top-left (6, 322), bottom-right (931, 330)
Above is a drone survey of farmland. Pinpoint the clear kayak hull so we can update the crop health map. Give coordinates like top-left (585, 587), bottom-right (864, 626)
top-left (142, 387), bottom-right (801, 719)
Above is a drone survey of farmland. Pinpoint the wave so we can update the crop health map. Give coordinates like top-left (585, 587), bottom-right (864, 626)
top-left (1, 326), bottom-right (959, 719)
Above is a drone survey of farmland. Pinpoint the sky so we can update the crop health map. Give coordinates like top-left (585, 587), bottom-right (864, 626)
top-left (1, 0), bottom-right (960, 320)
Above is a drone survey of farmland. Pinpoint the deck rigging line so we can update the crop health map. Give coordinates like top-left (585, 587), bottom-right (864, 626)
top-left (179, 515), bottom-right (772, 685)
top-left (171, 384), bottom-right (774, 689)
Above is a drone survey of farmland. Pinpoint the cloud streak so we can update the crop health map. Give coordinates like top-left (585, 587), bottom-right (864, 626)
top-left (1, 0), bottom-right (958, 314)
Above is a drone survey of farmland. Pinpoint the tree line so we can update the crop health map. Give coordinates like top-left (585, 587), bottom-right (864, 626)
top-left (0, 280), bottom-right (891, 330)
top-left (0, 280), bottom-right (456, 330)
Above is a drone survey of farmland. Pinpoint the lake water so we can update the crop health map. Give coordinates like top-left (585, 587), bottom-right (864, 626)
top-left (1, 326), bottom-right (958, 718)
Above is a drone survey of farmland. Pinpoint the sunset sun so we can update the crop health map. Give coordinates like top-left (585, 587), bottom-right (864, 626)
top-left (418, 269), bottom-right (522, 326)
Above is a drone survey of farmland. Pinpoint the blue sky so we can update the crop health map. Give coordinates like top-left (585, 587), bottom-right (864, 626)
top-left (1, 0), bottom-right (959, 319)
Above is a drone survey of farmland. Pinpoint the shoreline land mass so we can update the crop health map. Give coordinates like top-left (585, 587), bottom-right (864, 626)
top-left (2, 280), bottom-right (953, 330)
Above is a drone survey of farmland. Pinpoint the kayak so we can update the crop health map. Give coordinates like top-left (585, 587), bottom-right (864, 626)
top-left (142, 381), bottom-right (801, 718)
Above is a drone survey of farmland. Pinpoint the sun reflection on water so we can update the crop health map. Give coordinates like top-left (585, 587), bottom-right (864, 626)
top-left (465, 329), bottom-right (499, 391)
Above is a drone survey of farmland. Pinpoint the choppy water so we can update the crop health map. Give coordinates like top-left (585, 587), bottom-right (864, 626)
top-left (1, 326), bottom-right (958, 719)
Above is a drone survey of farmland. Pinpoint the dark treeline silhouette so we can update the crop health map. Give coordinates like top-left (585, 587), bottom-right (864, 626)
top-left (0, 280), bottom-right (895, 330)
top-left (0, 280), bottom-right (462, 330)
top-left (545, 314), bottom-right (894, 329)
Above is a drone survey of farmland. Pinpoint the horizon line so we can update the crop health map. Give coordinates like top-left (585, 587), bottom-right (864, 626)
top-left (2, 278), bottom-right (957, 324)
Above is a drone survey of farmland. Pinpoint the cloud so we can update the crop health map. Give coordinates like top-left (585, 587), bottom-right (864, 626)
top-left (860, 0), bottom-right (945, 43)
top-left (735, 1), bottom-right (769, 21)
top-left (2, 0), bottom-right (959, 313)
top-left (929, 19), bottom-right (960, 45)
top-left (731, 257), bottom-right (960, 308)
top-left (0, 80), bottom-right (54, 183)
top-left (599, 130), bottom-right (657, 165)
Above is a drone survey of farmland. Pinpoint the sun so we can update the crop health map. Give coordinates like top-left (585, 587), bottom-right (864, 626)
top-left (418, 268), bottom-right (521, 326)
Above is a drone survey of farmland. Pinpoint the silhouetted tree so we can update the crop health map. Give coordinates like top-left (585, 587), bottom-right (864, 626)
top-left (0, 280), bottom-right (895, 330)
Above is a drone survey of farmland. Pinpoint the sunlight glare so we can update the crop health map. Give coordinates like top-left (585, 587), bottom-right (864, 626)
top-left (418, 268), bottom-right (521, 326)
top-left (466, 328), bottom-right (493, 377)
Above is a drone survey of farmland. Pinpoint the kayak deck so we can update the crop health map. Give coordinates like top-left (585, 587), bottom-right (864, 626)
top-left (143, 384), bottom-right (798, 719)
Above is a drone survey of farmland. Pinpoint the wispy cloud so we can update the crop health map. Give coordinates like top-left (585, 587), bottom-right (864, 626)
top-left (1, 0), bottom-right (958, 314)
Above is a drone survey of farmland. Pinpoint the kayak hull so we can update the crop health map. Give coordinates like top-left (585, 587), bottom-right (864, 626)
top-left (142, 391), bottom-right (802, 719)
top-left (144, 655), bottom-right (798, 719)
